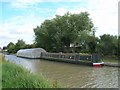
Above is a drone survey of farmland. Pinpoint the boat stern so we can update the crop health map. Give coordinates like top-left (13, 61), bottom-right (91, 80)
top-left (93, 62), bottom-right (104, 67)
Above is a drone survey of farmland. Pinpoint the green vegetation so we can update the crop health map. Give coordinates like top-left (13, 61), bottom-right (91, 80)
top-left (6, 12), bottom-right (119, 60)
top-left (2, 11), bottom-right (119, 88)
top-left (1, 55), bottom-right (60, 88)
top-left (0, 54), bottom-right (2, 90)
top-left (102, 56), bottom-right (118, 63)
top-left (2, 61), bottom-right (51, 88)
top-left (103, 59), bottom-right (118, 63)
top-left (34, 12), bottom-right (94, 52)
top-left (7, 39), bottom-right (36, 53)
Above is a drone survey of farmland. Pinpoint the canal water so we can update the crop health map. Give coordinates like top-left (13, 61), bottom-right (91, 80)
top-left (5, 55), bottom-right (118, 88)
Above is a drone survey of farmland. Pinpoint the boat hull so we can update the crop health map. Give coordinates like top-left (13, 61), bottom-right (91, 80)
top-left (93, 62), bottom-right (104, 67)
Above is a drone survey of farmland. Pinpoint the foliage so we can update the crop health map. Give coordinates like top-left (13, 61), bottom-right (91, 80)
top-left (15, 39), bottom-right (26, 52)
top-left (2, 60), bottom-right (61, 88)
top-left (118, 36), bottom-right (120, 58)
top-left (87, 36), bottom-right (99, 53)
top-left (25, 44), bottom-right (36, 49)
top-left (0, 69), bottom-right (1, 90)
top-left (34, 12), bottom-right (94, 52)
top-left (98, 34), bottom-right (118, 55)
top-left (7, 39), bottom-right (35, 53)
top-left (7, 42), bottom-right (15, 53)
top-left (6, 12), bottom-right (119, 57)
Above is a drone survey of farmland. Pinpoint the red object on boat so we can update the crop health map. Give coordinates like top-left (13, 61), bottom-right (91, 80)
top-left (93, 62), bottom-right (104, 67)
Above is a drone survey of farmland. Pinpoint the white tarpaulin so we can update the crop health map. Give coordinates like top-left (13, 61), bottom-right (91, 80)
top-left (17, 48), bottom-right (46, 58)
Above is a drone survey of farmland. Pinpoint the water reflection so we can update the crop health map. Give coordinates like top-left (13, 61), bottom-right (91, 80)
top-left (5, 55), bottom-right (35, 72)
top-left (5, 55), bottom-right (118, 88)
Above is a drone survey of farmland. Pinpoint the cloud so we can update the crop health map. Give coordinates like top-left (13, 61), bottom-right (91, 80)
top-left (56, 7), bottom-right (86, 16)
top-left (55, 0), bottom-right (118, 37)
top-left (86, 0), bottom-right (118, 36)
top-left (9, 1), bottom-right (38, 9)
top-left (56, 8), bottom-right (67, 16)
top-left (0, 0), bottom-right (118, 47)
top-left (1, 0), bottom-right (87, 3)
top-left (1, 14), bottom-right (44, 47)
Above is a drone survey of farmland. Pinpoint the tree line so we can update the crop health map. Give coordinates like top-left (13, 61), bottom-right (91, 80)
top-left (6, 12), bottom-right (119, 57)
top-left (6, 39), bottom-right (35, 53)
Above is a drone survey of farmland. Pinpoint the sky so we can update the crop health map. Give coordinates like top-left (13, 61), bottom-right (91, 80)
top-left (0, 0), bottom-right (119, 48)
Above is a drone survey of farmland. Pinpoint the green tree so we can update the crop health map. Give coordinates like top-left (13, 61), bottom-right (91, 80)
top-left (34, 20), bottom-right (58, 52)
top-left (15, 39), bottom-right (26, 52)
top-left (87, 36), bottom-right (99, 53)
top-left (118, 36), bottom-right (120, 58)
top-left (7, 42), bottom-right (15, 53)
top-left (98, 34), bottom-right (118, 55)
top-left (25, 44), bottom-right (35, 49)
top-left (34, 12), bottom-right (94, 52)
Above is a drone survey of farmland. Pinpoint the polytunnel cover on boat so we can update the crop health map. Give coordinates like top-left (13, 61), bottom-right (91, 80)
top-left (17, 48), bottom-right (46, 58)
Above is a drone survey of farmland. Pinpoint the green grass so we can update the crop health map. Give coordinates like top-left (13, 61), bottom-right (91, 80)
top-left (2, 60), bottom-right (54, 88)
top-left (0, 53), bottom-right (3, 90)
top-left (1, 54), bottom-right (61, 88)
top-left (102, 56), bottom-right (118, 63)
top-left (102, 59), bottom-right (118, 63)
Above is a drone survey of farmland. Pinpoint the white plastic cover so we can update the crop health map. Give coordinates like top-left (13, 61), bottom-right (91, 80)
top-left (17, 48), bottom-right (46, 58)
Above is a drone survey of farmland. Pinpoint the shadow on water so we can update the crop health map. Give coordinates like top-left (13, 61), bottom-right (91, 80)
top-left (5, 55), bottom-right (118, 88)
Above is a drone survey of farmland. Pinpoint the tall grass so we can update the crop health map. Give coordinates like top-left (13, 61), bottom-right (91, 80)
top-left (1, 54), bottom-right (61, 88)
top-left (0, 53), bottom-right (3, 90)
top-left (2, 60), bottom-right (54, 88)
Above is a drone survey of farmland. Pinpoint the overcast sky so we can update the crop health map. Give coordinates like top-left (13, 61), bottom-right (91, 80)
top-left (0, 0), bottom-right (119, 47)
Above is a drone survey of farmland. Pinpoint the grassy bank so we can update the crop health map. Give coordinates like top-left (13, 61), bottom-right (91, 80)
top-left (1, 54), bottom-right (60, 88)
top-left (0, 54), bottom-right (2, 90)
top-left (102, 56), bottom-right (118, 63)
top-left (102, 59), bottom-right (118, 63)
